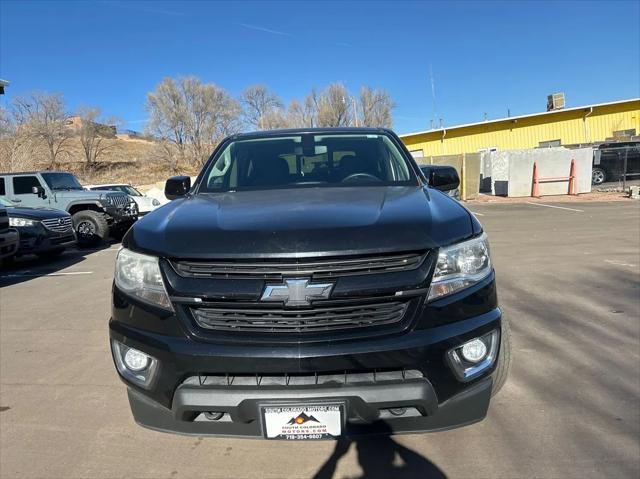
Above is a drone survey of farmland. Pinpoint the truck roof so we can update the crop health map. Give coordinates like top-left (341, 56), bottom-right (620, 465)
top-left (230, 127), bottom-right (389, 141)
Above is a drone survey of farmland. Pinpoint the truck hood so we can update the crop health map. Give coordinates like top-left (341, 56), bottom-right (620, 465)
top-left (125, 186), bottom-right (475, 259)
top-left (52, 189), bottom-right (123, 201)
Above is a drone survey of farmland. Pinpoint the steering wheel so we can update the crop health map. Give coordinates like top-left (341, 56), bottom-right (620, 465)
top-left (341, 173), bottom-right (381, 183)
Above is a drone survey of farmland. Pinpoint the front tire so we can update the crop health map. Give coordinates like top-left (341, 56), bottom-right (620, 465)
top-left (72, 210), bottom-right (109, 246)
top-left (491, 315), bottom-right (512, 396)
top-left (592, 167), bottom-right (606, 185)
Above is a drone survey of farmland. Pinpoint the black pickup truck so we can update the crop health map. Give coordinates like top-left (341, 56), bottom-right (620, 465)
top-left (109, 128), bottom-right (510, 439)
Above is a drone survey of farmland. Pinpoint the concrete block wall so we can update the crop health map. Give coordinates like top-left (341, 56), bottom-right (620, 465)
top-left (482, 147), bottom-right (593, 197)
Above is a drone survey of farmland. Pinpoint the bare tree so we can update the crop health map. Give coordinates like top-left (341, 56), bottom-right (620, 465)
top-left (286, 90), bottom-right (319, 128)
top-left (11, 92), bottom-right (70, 168)
top-left (359, 86), bottom-right (395, 128)
top-left (286, 84), bottom-right (396, 129)
top-left (261, 108), bottom-right (289, 130)
top-left (147, 77), bottom-right (241, 168)
top-left (241, 85), bottom-right (286, 130)
top-left (146, 78), bottom-right (189, 170)
top-left (316, 83), bottom-right (352, 127)
top-left (149, 140), bottom-right (182, 172)
top-left (77, 106), bottom-right (119, 166)
top-left (0, 106), bottom-right (37, 172)
top-left (182, 77), bottom-right (241, 164)
top-left (286, 100), bottom-right (305, 128)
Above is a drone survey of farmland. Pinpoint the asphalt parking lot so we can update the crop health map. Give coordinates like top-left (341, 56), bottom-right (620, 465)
top-left (1, 200), bottom-right (639, 479)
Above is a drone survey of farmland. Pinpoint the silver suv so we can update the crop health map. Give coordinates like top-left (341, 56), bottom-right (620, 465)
top-left (0, 171), bottom-right (137, 245)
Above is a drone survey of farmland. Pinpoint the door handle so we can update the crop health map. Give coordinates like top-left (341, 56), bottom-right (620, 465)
top-left (11, 198), bottom-right (21, 203)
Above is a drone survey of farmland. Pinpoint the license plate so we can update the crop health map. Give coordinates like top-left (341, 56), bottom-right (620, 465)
top-left (262, 404), bottom-right (343, 440)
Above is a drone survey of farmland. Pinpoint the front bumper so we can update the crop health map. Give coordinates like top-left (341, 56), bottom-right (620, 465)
top-left (109, 300), bottom-right (502, 438)
top-left (127, 373), bottom-right (493, 438)
top-left (15, 225), bottom-right (76, 255)
top-left (104, 204), bottom-right (138, 224)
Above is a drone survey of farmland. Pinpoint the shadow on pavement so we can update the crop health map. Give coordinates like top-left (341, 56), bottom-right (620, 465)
top-left (0, 241), bottom-right (117, 288)
top-left (313, 422), bottom-right (446, 479)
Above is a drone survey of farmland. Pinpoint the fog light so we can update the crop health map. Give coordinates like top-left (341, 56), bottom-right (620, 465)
top-left (389, 407), bottom-right (407, 416)
top-left (461, 338), bottom-right (487, 363)
top-left (204, 411), bottom-right (224, 421)
top-left (447, 330), bottom-right (499, 382)
top-left (111, 340), bottom-right (159, 389)
top-left (124, 348), bottom-right (150, 371)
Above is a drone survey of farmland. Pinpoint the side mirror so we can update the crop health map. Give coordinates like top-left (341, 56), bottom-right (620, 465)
top-left (32, 186), bottom-right (46, 198)
top-left (423, 165), bottom-right (460, 192)
top-left (165, 176), bottom-right (191, 200)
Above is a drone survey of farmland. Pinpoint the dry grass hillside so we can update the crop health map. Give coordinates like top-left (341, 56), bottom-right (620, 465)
top-left (0, 135), bottom-right (200, 188)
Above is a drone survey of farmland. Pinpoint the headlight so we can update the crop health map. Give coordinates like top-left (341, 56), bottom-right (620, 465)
top-left (104, 195), bottom-right (113, 205)
top-left (428, 233), bottom-right (492, 301)
top-left (152, 198), bottom-right (160, 206)
top-left (114, 248), bottom-right (173, 310)
top-left (9, 217), bottom-right (37, 227)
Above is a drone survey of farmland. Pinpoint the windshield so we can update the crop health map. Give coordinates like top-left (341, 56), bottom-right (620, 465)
top-left (198, 133), bottom-right (416, 193)
top-left (41, 173), bottom-right (84, 191)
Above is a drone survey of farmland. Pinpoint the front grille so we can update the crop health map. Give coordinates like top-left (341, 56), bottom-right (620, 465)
top-left (173, 251), bottom-right (427, 280)
top-left (41, 217), bottom-right (73, 233)
top-left (108, 194), bottom-right (129, 209)
top-left (191, 300), bottom-right (409, 334)
top-left (183, 369), bottom-right (424, 387)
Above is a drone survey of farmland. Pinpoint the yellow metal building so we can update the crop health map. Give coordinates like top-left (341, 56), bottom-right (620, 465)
top-left (400, 98), bottom-right (640, 157)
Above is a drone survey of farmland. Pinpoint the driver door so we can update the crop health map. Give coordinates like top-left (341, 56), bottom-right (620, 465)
top-left (10, 175), bottom-right (49, 207)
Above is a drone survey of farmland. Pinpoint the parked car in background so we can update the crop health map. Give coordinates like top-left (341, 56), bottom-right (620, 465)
top-left (592, 141), bottom-right (640, 185)
top-left (0, 203), bottom-right (19, 265)
top-left (0, 171), bottom-right (137, 245)
top-left (84, 183), bottom-right (161, 216)
top-left (0, 197), bottom-right (76, 259)
top-left (419, 164), bottom-right (461, 200)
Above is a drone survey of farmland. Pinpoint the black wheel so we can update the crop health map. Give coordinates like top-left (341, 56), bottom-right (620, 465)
top-left (36, 248), bottom-right (65, 260)
top-left (492, 314), bottom-right (512, 397)
top-left (592, 167), bottom-right (606, 185)
top-left (72, 210), bottom-right (109, 246)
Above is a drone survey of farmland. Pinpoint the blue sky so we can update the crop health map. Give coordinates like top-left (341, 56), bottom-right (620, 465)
top-left (1, 0), bottom-right (639, 134)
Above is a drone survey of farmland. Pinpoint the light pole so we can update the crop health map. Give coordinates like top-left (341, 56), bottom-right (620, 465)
top-left (351, 96), bottom-right (358, 127)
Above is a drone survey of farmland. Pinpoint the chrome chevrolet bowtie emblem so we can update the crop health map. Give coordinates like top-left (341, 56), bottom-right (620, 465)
top-left (261, 279), bottom-right (333, 306)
